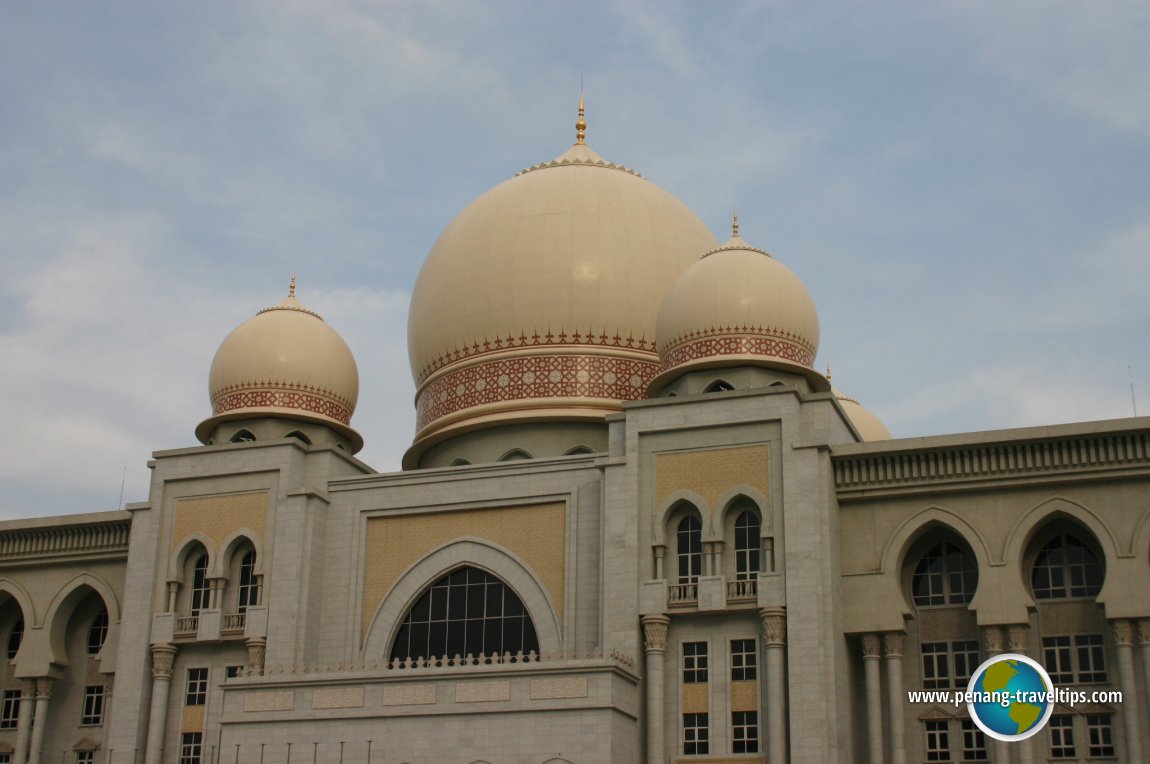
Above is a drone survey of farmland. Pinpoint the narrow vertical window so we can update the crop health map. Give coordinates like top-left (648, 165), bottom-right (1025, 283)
top-left (730, 639), bottom-right (757, 681)
top-left (677, 516), bottom-right (702, 583)
top-left (732, 710), bottom-right (759, 753)
top-left (0, 689), bottom-right (19, 729)
top-left (1086, 715), bottom-right (1114, 757)
top-left (924, 719), bottom-right (950, 762)
top-left (683, 713), bottom-right (709, 755)
top-left (185, 667), bottom-right (208, 706)
top-left (682, 642), bottom-right (708, 683)
top-left (734, 511), bottom-right (761, 580)
top-left (87, 609), bottom-right (109, 656)
top-left (237, 549), bottom-right (259, 612)
top-left (179, 732), bottom-right (203, 764)
top-left (6, 617), bottom-right (23, 660)
top-left (190, 554), bottom-right (210, 614)
top-left (961, 719), bottom-right (987, 761)
top-left (1049, 715), bottom-right (1075, 758)
top-left (81, 684), bottom-right (106, 725)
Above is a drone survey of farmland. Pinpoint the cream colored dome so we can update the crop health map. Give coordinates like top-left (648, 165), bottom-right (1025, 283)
top-left (196, 287), bottom-right (362, 451)
top-left (406, 128), bottom-right (718, 465)
top-left (652, 229), bottom-right (825, 391)
top-left (835, 389), bottom-right (892, 441)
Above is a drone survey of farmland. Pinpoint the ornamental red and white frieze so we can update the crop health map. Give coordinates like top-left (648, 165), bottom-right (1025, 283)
top-left (416, 353), bottom-right (659, 430)
top-left (659, 327), bottom-right (816, 372)
top-left (212, 382), bottom-right (354, 425)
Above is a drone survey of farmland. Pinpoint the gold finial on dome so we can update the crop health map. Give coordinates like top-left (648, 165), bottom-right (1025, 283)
top-left (575, 86), bottom-right (587, 145)
top-left (289, 273), bottom-right (296, 297)
top-left (732, 210), bottom-right (739, 238)
top-left (826, 363), bottom-right (832, 382)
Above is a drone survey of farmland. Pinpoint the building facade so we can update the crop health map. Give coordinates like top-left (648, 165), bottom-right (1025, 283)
top-left (1, 108), bottom-right (1149, 763)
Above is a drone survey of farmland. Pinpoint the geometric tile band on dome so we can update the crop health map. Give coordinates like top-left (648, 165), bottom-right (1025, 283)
top-left (659, 326), bottom-right (817, 371)
top-left (211, 382), bottom-right (355, 425)
top-left (417, 328), bottom-right (657, 386)
top-left (416, 352), bottom-right (659, 431)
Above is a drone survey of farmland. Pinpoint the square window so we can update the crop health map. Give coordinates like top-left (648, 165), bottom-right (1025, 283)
top-left (732, 710), bottom-right (759, 753)
top-left (683, 712), bottom-right (709, 755)
top-left (75, 753), bottom-right (95, 764)
top-left (730, 639), bottom-right (757, 681)
top-left (81, 684), bottom-right (105, 725)
top-left (683, 642), bottom-right (708, 683)
top-left (185, 667), bottom-right (208, 706)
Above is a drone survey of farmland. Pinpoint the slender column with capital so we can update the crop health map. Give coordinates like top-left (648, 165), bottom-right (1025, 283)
top-left (144, 643), bottom-right (178, 764)
top-left (883, 632), bottom-right (907, 764)
top-left (641, 615), bottom-right (670, 764)
top-left (1138, 620), bottom-right (1150, 735)
top-left (862, 634), bottom-right (884, 764)
top-left (760, 608), bottom-right (787, 764)
top-left (1006, 625), bottom-right (1034, 764)
top-left (981, 627), bottom-right (1009, 764)
top-left (13, 679), bottom-right (35, 763)
top-left (26, 677), bottom-right (53, 764)
top-left (1112, 620), bottom-right (1144, 763)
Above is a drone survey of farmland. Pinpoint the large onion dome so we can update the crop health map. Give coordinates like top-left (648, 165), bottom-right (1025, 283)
top-left (405, 103), bottom-right (718, 467)
top-left (195, 281), bottom-right (362, 451)
top-left (652, 220), bottom-right (827, 392)
top-left (835, 389), bottom-right (892, 441)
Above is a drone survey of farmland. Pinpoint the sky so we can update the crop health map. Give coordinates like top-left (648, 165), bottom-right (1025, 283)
top-left (2, 1), bottom-right (1149, 520)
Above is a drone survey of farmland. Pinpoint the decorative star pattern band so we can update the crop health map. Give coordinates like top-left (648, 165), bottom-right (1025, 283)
top-left (660, 328), bottom-right (815, 371)
top-left (416, 353), bottom-right (659, 430)
top-left (417, 329), bottom-right (657, 385)
top-left (212, 383), bottom-right (354, 425)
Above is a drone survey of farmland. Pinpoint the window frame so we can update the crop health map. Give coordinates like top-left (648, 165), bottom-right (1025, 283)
top-left (732, 710), bottom-right (759, 754)
top-left (733, 510), bottom-right (761, 581)
top-left (730, 638), bottom-right (757, 682)
top-left (682, 641), bottom-right (708, 684)
top-left (912, 541), bottom-right (978, 607)
top-left (179, 732), bottom-right (203, 764)
top-left (1030, 532), bottom-right (1104, 600)
top-left (87, 609), bottom-right (109, 656)
top-left (0, 688), bottom-right (19, 729)
top-left (924, 718), bottom-right (951, 762)
top-left (682, 712), bottom-right (710, 755)
top-left (185, 667), bottom-right (208, 706)
top-left (80, 684), bottom-right (106, 726)
top-left (676, 515), bottom-right (703, 584)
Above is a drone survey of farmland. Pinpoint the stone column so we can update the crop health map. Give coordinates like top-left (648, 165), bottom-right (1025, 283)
top-left (246, 637), bottom-right (267, 674)
top-left (1138, 620), bottom-right (1150, 735)
top-left (763, 537), bottom-right (775, 573)
top-left (641, 614), bottom-right (670, 764)
top-left (653, 545), bottom-right (666, 580)
top-left (26, 677), bottom-right (53, 764)
top-left (1112, 620), bottom-right (1143, 763)
top-left (144, 643), bottom-right (178, 764)
top-left (862, 634), bottom-right (884, 764)
top-left (981, 627), bottom-right (1009, 764)
top-left (884, 632), bottom-right (906, 764)
top-left (713, 542), bottom-right (724, 578)
top-left (760, 608), bottom-right (787, 764)
top-left (166, 581), bottom-right (179, 612)
top-left (13, 679), bottom-right (35, 763)
top-left (1006, 625), bottom-right (1034, 764)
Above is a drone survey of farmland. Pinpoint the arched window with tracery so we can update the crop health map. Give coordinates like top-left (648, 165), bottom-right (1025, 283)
top-left (677, 515), bottom-right (703, 583)
top-left (911, 541), bottom-right (978, 607)
top-left (389, 566), bottom-right (539, 662)
top-left (190, 554), bottom-right (210, 614)
top-left (734, 510), bottom-right (761, 580)
top-left (1031, 532), bottom-right (1104, 600)
top-left (237, 549), bottom-right (259, 612)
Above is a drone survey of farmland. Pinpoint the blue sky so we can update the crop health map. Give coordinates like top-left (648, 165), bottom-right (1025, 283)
top-left (2, 1), bottom-right (1148, 519)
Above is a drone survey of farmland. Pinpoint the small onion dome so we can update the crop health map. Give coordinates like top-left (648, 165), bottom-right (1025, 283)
top-left (834, 389), bottom-right (892, 441)
top-left (405, 108), bottom-right (718, 467)
top-left (651, 229), bottom-right (828, 393)
top-left (195, 286), bottom-right (362, 452)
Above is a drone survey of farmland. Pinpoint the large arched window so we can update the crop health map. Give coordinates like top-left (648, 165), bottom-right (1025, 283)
top-left (1031, 533), bottom-right (1104, 600)
top-left (677, 516), bottom-right (703, 583)
top-left (734, 510), bottom-right (761, 580)
top-left (190, 554), bottom-right (210, 614)
top-left (389, 566), bottom-right (539, 662)
top-left (912, 542), bottom-right (978, 607)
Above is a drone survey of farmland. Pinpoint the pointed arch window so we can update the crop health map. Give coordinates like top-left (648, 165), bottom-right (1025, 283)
top-left (229, 430), bottom-right (256, 443)
top-left (734, 511), bottom-right (761, 580)
top-left (677, 516), bottom-right (703, 583)
top-left (1032, 533), bottom-right (1104, 600)
top-left (389, 566), bottom-right (539, 662)
top-left (190, 554), bottom-right (210, 614)
top-left (237, 550), bottom-right (259, 612)
top-left (912, 542), bottom-right (978, 607)
top-left (87, 608), bottom-right (109, 655)
top-left (6, 617), bottom-right (22, 660)
top-left (704, 380), bottom-right (734, 393)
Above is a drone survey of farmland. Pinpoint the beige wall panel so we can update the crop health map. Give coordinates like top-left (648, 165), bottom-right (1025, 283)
top-left (730, 679), bottom-right (758, 712)
top-left (363, 502), bottom-right (565, 634)
top-left (1037, 601), bottom-right (1106, 635)
top-left (172, 491), bottom-right (268, 552)
top-left (180, 704), bottom-right (204, 733)
top-left (655, 445), bottom-right (769, 513)
top-left (681, 682), bottom-right (708, 713)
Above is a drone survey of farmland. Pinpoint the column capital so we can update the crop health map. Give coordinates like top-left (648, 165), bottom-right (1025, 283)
top-left (1006, 624), bottom-right (1029, 654)
top-left (20, 679), bottom-right (37, 696)
top-left (151, 642), bottom-right (179, 679)
top-left (861, 633), bottom-right (882, 659)
top-left (246, 636), bottom-right (267, 672)
top-left (1136, 618), bottom-right (1150, 646)
top-left (981, 625), bottom-right (1004, 655)
top-left (641, 614), bottom-right (670, 654)
top-left (759, 607), bottom-right (786, 647)
top-left (882, 631), bottom-right (905, 658)
top-left (1111, 618), bottom-right (1134, 647)
top-left (32, 677), bottom-right (54, 700)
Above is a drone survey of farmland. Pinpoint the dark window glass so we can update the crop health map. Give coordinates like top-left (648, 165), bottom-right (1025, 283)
top-left (179, 732), bottom-right (203, 764)
top-left (683, 712), bottom-right (709, 755)
top-left (87, 609), bottom-right (109, 656)
top-left (677, 515), bottom-right (702, 583)
top-left (6, 617), bottom-right (23, 660)
top-left (925, 719), bottom-right (950, 762)
top-left (237, 550), bottom-right (259, 612)
top-left (734, 511), bottom-right (761, 580)
top-left (1032, 534), bottom-right (1104, 599)
top-left (389, 566), bottom-right (539, 662)
top-left (190, 554), bottom-right (209, 614)
top-left (912, 542), bottom-right (978, 606)
top-left (0, 689), bottom-right (19, 729)
top-left (185, 667), bottom-right (208, 706)
top-left (81, 684), bottom-right (105, 725)
top-left (732, 710), bottom-right (758, 753)
top-left (1049, 715), bottom-right (1075, 758)
top-left (730, 639), bottom-right (757, 681)
top-left (1086, 714), bottom-right (1114, 757)
top-left (682, 641), bottom-right (708, 683)
top-left (961, 719), bottom-right (987, 761)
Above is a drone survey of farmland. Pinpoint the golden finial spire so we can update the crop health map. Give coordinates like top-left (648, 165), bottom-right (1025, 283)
top-left (289, 273), bottom-right (296, 297)
top-left (732, 210), bottom-right (739, 238)
top-left (575, 85), bottom-right (586, 145)
top-left (826, 363), bottom-right (832, 382)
